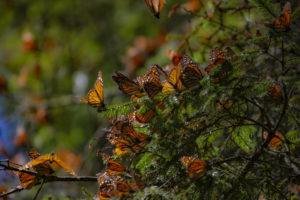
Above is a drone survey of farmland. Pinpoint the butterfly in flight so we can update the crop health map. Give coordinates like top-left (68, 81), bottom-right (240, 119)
top-left (144, 0), bottom-right (165, 18)
top-left (81, 71), bottom-right (106, 112)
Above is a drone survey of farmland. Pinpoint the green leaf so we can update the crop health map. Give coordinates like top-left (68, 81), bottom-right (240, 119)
top-left (231, 126), bottom-right (256, 153)
top-left (285, 129), bottom-right (300, 144)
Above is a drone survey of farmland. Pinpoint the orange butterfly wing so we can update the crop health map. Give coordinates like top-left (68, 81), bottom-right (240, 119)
top-left (180, 55), bottom-right (203, 88)
top-left (263, 131), bottom-right (284, 150)
top-left (162, 66), bottom-right (183, 93)
top-left (209, 47), bottom-right (226, 65)
top-left (16, 171), bottom-right (37, 189)
top-left (27, 149), bottom-right (40, 159)
top-left (121, 122), bottom-right (148, 144)
top-left (144, 0), bottom-right (165, 18)
top-left (143, 78), bottom-right (162, 99)
top-left (96, 172), bottom-right (115, 199)
top-left (180, 156), bottom-right (206, 178)
top-left (142, 65), bottom-right (163, 98)
top-left (205, 48), bottom-right (232, 83)
top-left (112, 72), bottom-right (144, 97)
top-left (102, 154), bottom-right (126, 175)
top-left (135, 109), bottom-right (155, 123)
top-left (114, 178), bottom-right (132, 197)
top-left (274, 2), bottom-right (291, 32)
top-left (107, 134), bottom-right (134, 156)
top-left (81, 71), bottom-right (105, 108)
top-left (169, 65), bottom-right (184, 91)
top-left (25, 153), bottom-right (78, 178)
top-left (26, 149), bottom-right (54, 175)
top-left (162, 80), bottom-right (175, 93)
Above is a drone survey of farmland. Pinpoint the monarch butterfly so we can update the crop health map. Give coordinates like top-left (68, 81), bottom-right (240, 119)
top-left (180, 156), bottom-right (206, 179)
top-left (121, 122), bottom-right (150, 145)
top-left (217, 98), bottom-right (232, 110)
top-left (27, 149), bottom-right (54, 175)
top-left (102, 154), bottom-right (127, 175)
top-left (209, 47), bottom-right (226, 65)
top-left (205, 47), bottom-right (226, 74)
top-left (144, 0), bottom-right (165, 18)
top-left (81, 71), bottom-right (105, 111)
top-left (113, 178), bottom-right (132, 197)
top-left (161, 65), bottom-right (184, 93)
top-left (112, 72), bottom-right (144, 98)
top-left (25, 152), bottom-right (78, 178)
top-left (263, 131), bottom-right (284, 150)
top-left (167, 50), bottom-right (183, 66)
top-left (266, 83), bottom-right (281, 100)
top-left (107, 117), bottom-right (149, 144)
top-left (96, 172), bottom-right (115, 199)
top-left (180, 55), bottom-right (203, 89)
top-left (107, 133), bottom-right (134, 147)
top-left (107, 133), bottom-right (138, 156)
top-left (205, 47), bottom-right (233, 83)
top-left (135, 109), bottom-right (155, 123)
top-left (142, 65), bottom-right (163, 99)
top-left (273, 2), bottom-right (291, 32)
top-left (106, 116), bottom-right (129, 136)
top-left (15, 149), bottom-right (55, 189)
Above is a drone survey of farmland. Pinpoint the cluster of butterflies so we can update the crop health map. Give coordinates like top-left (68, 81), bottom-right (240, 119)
top-left (94, 146), bottom-right (207, 199)
top-left (80, 47), bottom-right (236, 113)
top-left (105, 115), bottom-right (151, 156)
top-left (15, 149), bottom-right (78, 189)
top-left (80, 47), bottom-right (236, 200)
top-left (95, 154), bottom-right (144, 200)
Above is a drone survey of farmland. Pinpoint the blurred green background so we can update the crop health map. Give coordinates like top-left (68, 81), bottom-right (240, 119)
top-left (0, 0), bottom-right (189, 199)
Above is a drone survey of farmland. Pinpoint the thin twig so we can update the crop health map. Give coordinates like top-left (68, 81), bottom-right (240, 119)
top-left (0, 186), bottom-right (24, 198)
top-left (0, 163), bottom-right (39, 176)
top-left (33, 179), bottom-right (45, 200)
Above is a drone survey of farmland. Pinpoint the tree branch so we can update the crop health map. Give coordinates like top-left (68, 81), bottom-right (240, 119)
top-left (0, 162), bottom-right (97, 198)
top-left (0, 176), bottom-right (97, 198)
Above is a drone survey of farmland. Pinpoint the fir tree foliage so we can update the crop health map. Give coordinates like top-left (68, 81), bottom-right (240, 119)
top-left (92, 0), bottom-right (300, 199)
